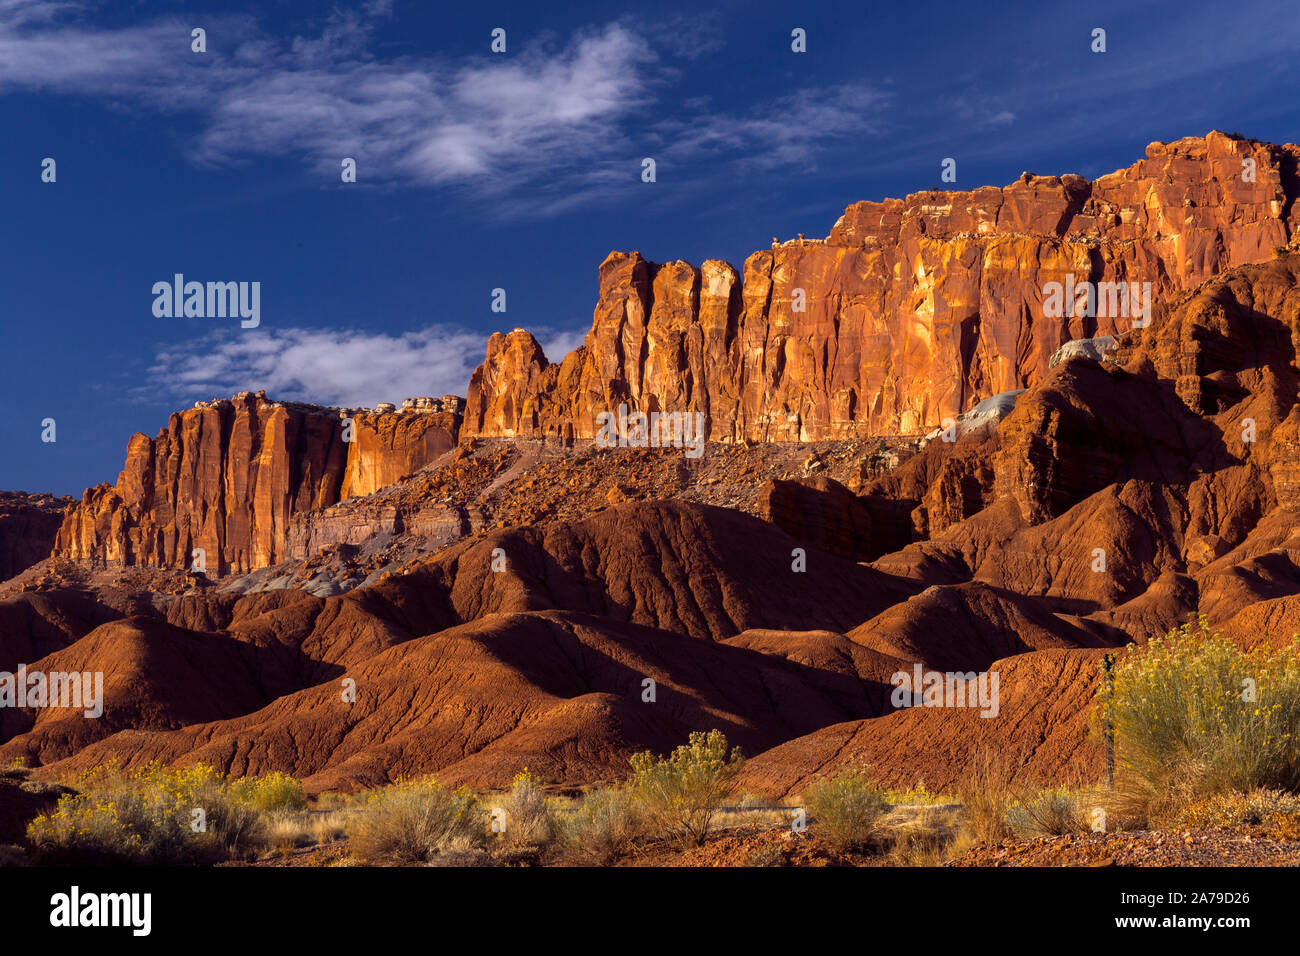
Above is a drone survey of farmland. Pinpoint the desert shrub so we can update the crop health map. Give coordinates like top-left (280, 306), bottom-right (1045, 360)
top-left (1099, 617), bottom-right (1300, 823)
top-left (229, 771), bottom-right (307, 814)
top-left (135, 763), bottom-right (270, 855)
top-left (1007, 788), bottom-right (1087, 837)
top-left (803, 764), bottom-right (891, 851)
top-left (629, 730), bottom-right (744, 846)
top-left (25, 762), bottom-right (273, 865)
top-left (558, 787), bottom-right (644, 864)
top-left (493, 770), bottom-right (556, 848)
top-left (885, 782), bottom-right (948, 805)
top-left (346, 777), bottom-right (484, 864)
top-left (955, 751), bottom-right (1015, 844)
top-left (28, 791), bottom-right (196, 866)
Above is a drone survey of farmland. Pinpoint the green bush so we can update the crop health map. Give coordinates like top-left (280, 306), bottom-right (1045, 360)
top-left (803, 764), bottom-right (891, 851)
top-left (1099, 617), bottom-right (1300, 822)
top-left (629, 730), bottom-right (744, 846)
top-left (346, 777), bottom-right (484, 863)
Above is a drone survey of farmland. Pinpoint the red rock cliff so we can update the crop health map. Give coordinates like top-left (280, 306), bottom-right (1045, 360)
top-left (462, 132), bottom-right (1300, 442)
top-left (55, 392), bottom-right (460, 574)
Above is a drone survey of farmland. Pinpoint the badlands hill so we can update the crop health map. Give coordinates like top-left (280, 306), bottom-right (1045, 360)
top-left (3, 132), bottom-right (1300, 796)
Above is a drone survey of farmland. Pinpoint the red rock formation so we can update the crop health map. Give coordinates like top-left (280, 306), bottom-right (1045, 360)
top-left (55, 392), bottom-right (461, 574)
top-left (464, 133), bottom-right (1300, 443)
top-left (734, 648), bottom-right (1108, 797)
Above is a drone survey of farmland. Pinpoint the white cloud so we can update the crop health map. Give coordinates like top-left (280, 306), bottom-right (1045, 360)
top-left (147, 325), bottom-right (489, 408)
top-left (535, 325), bottom-right (589, 365)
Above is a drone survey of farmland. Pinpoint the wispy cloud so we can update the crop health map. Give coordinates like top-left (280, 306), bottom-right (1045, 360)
top-left (650, 84), bottom-right (894, 170)
top-left (0, 3), bottom-right (903, 215)
top-left (0, 3), bottom-right (657, 197)
top-left (146, 325), bottom-right (488, 408)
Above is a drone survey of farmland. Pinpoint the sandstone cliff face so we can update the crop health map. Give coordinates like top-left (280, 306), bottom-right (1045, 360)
top-left (464, 133), bottom-right (1300, 443)
top-left (339, 405), bottom-right (459, 499)
top-left (55, 393), bottom-right (461, 574)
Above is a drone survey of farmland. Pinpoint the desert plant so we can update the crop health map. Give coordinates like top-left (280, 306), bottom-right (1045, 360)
top-left (346, 777), bottom-right (484, 864)
top-left (1007, 788), bottom-right (1087, 837)
top-left (955, 751), bottom-right (1016, 844)
top-left (25, 762), bottom-right (276, 865)
top-left (803, 763), bottom-right (891, 851)
top-left (558, 787), bottom-right (645, 864)
top-left (887, 805), bottom-right (967, 866)
top-left (494, 769), bottom-right (556, 848)
top-left (28, 790), bottom-right (198, 866)
top-left (629, 730), bottom-right (744, 846)
top-left (229, 770), bottom-right (307, 814)
top-left (1173, 788), bottom-right (1300, 829)
top-left (1098, 617), bottom-right (1300, 823)
top-left (744, 842), bottom-right (787, 867)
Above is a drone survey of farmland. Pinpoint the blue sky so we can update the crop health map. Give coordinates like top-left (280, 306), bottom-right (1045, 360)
top-left (3, 0), bottom-right (1299, 496)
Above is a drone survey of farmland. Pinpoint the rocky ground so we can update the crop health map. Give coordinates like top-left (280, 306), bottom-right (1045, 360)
top-left (217, 819), bottom-right (1300, 868)
top-left (950, 827), bottom-right (1300, 867)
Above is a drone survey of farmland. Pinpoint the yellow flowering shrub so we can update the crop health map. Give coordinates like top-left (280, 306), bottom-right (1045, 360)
top-left (26, 762), bottom-right (304, 864)
top-left (629, 730), bottom-right (744, 846)
top-left (1098, 617), bottom-right (1300, 821)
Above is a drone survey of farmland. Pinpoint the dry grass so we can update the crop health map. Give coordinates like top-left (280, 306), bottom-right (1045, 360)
top-left (346, 777), bottom-right (485, 864)
top-left (954, 751), bottom-right (1017, 844)
top-left (490, 770), bottom-right (557, 849)
top-left (557, 787), bottom-right (645, 864)
top-left (265, 810), bottom-right (349, 850)
top-left (885, 805), bottom-right (970, 866)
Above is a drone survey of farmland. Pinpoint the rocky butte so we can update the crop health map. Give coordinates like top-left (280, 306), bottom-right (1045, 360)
top-left (51, 131), bottom-right (1300, 574)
